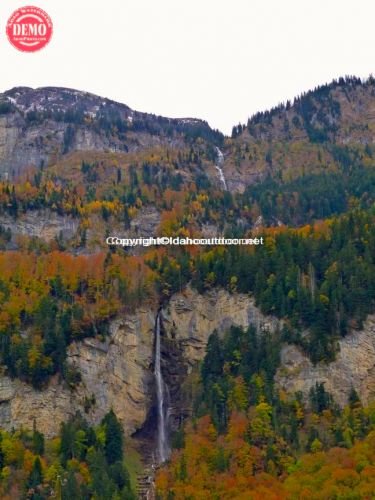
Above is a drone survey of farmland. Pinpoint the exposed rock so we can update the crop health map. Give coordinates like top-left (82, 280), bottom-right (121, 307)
top-left (0, 210), bottom-right (78, 242)
top-left (0, 370), bottom-right (84, 435)
top-left (0, 309), bottom-right (155, 438)
top-left (0, 288), bottom-right (374, 439)
top-left (0, 114), bottom-right (65, 177)
top-left (68, 311), bottom-right (156, 436)
top-left (130, 206), bottom-right (161, 237)
top-left (276, 315), bottom-right (375, 407)
top-left (84, 206), bottom-right (161, 253)
top-left (0, 288), bottom-right (272, 437)
top-left (160, 287), bottom-right (280, 432)
top-left (163, 286), bottom-right (278, 367)
top-left (0, 116), bottom-right (20, 175)
top-left (0, 86), bottom-right (218, 179)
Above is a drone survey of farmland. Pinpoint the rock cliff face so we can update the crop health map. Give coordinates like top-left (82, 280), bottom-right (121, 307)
top-left (0, 86), bottom-right (220, 179)
top-left (0, 288), bottom-right (264, 437)
top-left (157, 287), bottom-right (279, 430)
top-left (276, 315), bottom-right (375, 407)
top-left (0, 206), bottom-right (160, 253)
top-left (68, 311), bottom-right (156, 435)
top-left (0, 113), bottom-right (65, 177)
top-left (0, 210), bottom-right (78, 243)
top-left (0, 309), bottom-right (156, 437)
top-left (85, 206), bottom-right (161, 252)
top-left (0, 288), bottom-right (374, 438)
top-left (162, 286), bottom-right (277, 366)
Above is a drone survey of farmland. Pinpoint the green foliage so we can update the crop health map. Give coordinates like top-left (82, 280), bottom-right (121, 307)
top-left (191, 208), bottom-right (375, 362)
top-left (0, 250), bottom-right (151, 388)
top-left (309, 382), bottom-right (333, 414)
top-left (243, 161), bottom-right (375, 225)
top-left (183, 316), bottom-right (375, 482)
top-left (60, 414), bottom-right (97, 464)
top-left (61, 470), bottom-right (81, 499)
top-left (198, 325), bottom-right (281, 431)
top-left (0, 411), bottom-right (136, 499)
top-left (32, 428), bottom-right (44, 456)
top-left (157, 322), bottom-right (375, 498)
top-left (27, 456), bottom-right (43, 490)
top-left (102, 409), bottom-right (124, 465)
top-left (0, 296), bottom-right (87, 388)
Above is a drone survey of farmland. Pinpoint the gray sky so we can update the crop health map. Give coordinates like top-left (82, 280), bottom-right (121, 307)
top-left (1, 0), bottom-right (375, 134)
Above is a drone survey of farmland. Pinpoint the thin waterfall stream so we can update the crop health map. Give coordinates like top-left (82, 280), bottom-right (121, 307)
top-left (215, 146), bottom-right (228, 190)
top-left (154, 311), bottom-right (170, 464)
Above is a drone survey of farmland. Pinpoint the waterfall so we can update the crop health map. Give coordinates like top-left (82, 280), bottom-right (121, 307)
top-left (154, 311), bottom-right (170, 464)
top-left (215, 146), bottom-right (228, 190)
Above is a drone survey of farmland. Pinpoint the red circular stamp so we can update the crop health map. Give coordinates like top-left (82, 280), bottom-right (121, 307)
top-left (6, 6), bottom-right (53, 52)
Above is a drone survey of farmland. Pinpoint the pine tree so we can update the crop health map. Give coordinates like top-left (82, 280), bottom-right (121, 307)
top-left (102, 410), bottom-right (124, 465)
top-left (87, 448), bottom-right (116, 499)
top-left (27, 456), bottom-right (43, 489)
top-left (62, 471), bottom-right (81, 500)
top-left (201, 331), bottom-right (223, 386)
top-left (32, 424), bottom-right (45, 456)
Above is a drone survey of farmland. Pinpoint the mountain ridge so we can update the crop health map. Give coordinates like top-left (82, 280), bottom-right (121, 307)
top-left (0, 85), bottom-right (223, 178)
top-left (2, 76), bottom-right (375, 190)
top-left (3, 85), bottom-right (208, 125)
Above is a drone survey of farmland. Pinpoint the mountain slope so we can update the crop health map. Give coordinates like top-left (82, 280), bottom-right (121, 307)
top-left (0, 77), bottom-right (375, 498)
top-left (0, 86), bottom-right (223, 178)
top-left (224, 75), bottom-right (375, 191)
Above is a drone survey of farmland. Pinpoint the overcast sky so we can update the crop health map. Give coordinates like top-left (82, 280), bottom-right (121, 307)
top-left (1, 0), bottom-right (375, 134)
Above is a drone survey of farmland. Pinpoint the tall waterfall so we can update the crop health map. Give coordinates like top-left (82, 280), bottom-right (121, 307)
top-left (154, 312), bottom-right (170, 464)
top-left (215, 146), bottom-right (228, 190)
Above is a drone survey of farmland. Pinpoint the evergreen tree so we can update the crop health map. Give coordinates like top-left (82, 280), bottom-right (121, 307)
top-left (62, 471), bottom-right (81, 500)
top-left (27, 456), bottom-right (43, 489)
top-left (201, 331), bottom-right (223, 387)
top-left (348, 387), bottom-right (361, 408)
top-left (32, 425), bottom-right (45, 456)
top-left (102, 410), bottom-right (124, 465)
top-left (87, 448), bottom-right (116, 499)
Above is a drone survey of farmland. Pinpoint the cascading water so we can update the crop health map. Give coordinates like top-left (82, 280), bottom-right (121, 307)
top-left (154, 311), bottom-right (170, 464)
top-left (215, 146), bottom-right (228, 190)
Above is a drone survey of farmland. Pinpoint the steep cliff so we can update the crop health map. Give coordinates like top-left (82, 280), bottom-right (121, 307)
top-left (0, 86), bottom-right (222, 179)
top-left (276, 315), bottom-right (375, 407)
top-left (162, 286), bottom-right (278, 365)
top-left (0, 287), bottom-right (374, 439)
top-left (0, 288), bottom-right (263, 437)
top-left (0, 309), bottom-right (155, 437)
top-left (0, 209), bottom-right (78, 243)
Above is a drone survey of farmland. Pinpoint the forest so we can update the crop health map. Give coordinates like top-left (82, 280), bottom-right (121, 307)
top-left (0, 204), bottom-right (374, 387)
top-left (0, 251), bottom-right (156, 387)
top-left (0, 410), bottom-right (136, 499)
top-left (1, 78), bottom-right (375, 498)
top-left (156, 324), bottom-right (375, 499)
top-left (189, 208), bottom-right (375, 362)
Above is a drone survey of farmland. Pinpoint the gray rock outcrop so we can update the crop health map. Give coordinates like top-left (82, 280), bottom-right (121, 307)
top-left (0, 289), bottom-right (374, 438)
